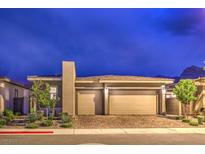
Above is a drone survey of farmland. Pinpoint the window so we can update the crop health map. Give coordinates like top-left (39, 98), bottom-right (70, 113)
top-left (50, 86), bottom-right (57, 100)
top-left (14, 89), bottom-right (18, 98)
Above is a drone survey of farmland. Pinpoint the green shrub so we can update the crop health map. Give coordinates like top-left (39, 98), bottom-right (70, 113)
top-left (61, 122), bottom-right (72, 128)
top-left (14, 112), bottom-right (21, 116)
top-left (3, 109), bottom-right (15, 124)
top-left (182, 118), bottom-right (190, 123)
top-left (176, 115), bottom-right (183, 120)
top-left (189, 119), bottom-right (199, 126)
top-left (26, 113), bottom-right (38, 123)
top-left (3, 109), bottom-right (12, 116)
top-left (0, 124), bottom-right (3, 128)
top-left (61, 112), bottom-right (71, 123)
top-left (25, 123), bottom-right (39, 129)
top-left (48, 115), bottom-right (53, 120)
top-left (41, 120), bottom-right (53, 127)
top-left (0, 112), bottom-right (3, 118)
top-left (197, 116), bottom-right (204, 125)
top-left (36, 110), bottom-right (44, 121)
top-left (0, 118), bottom-right (6, 126)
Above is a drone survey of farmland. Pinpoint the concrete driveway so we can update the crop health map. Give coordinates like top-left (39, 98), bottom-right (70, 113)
top-left (73, 115), bottom-right (196, 128)
top-left (1, 134), bottom-right (205, 145)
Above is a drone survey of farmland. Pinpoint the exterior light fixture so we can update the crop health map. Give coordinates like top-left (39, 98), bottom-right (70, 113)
top-left (0, 83), bottom-right (5, 88)
top-left (104, 87), bottom-right (108, 94)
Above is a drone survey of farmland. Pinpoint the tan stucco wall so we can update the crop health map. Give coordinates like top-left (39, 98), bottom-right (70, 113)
top-left (62, 61), bottom-right (76, 115)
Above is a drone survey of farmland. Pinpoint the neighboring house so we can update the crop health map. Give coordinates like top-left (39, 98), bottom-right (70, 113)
top-left (165, 77), bottom-right (205, 115)
top-left (0, 77), bottom-right (30, 114)
top-left (28, 61), bottom-right (174, 116)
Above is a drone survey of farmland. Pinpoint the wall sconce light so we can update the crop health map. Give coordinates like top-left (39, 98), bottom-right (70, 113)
top-left (104, 87), bottom-right (108, 94)
top-left (0, 83), bottom-right (5, 88)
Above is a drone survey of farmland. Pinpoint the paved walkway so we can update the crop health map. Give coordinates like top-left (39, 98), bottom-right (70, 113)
top-left (1, 128), bottom-right (205, 135)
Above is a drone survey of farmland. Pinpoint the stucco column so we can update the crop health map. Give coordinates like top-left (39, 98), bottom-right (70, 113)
top-left (160, 86), bottom-right (166, 114)
top-left (62, 61), bottom-right (76, 116)
top-left (104, 84), bottom-right (109, 115)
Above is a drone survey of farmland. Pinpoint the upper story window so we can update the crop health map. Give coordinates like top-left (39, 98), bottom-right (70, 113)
top-left (50, 86), bottom-right (57, 100)
top-left (14, 89), bottom-right (18, 98)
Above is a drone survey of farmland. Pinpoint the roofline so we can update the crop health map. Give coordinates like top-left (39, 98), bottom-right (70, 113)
top-left (0, 77), bottom-right (10, 82)
top-left (0, 78), bottom-right (28, 89)
top-left (99, 80), bottom-right (174, 84)
top-left (27, 76), bottom-right (62, 81)
top-left (28, 76), bottom-right (174, 84)
top-left (194, 77), bottom-right (205, 81)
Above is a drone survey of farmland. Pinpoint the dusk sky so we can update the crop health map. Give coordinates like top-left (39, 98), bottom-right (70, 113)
top-left (0, 8), bottom-right (205, 81)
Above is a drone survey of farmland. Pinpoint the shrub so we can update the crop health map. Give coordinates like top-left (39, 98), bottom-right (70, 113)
top-left (25, 123), bottom-right (39, 129)
top-left (61, 122), bottom-right (72, 128)
top-left (15, 112), bottom-right (21, 116)
top-left (36, 110), bottom-right (44, 121)
top-left (197, 116), bottom-right (204, 125)
top-left (3, 109), bottom-right (12, 116)
top-left (26, 113), bottom-right (38, 123)
top-left (0, 124), bottom-right (3, 128)
top-left (48, 115), bottom-right (53, 120)
top-left (3, 109), bottom-right (15, 124)
top-left (189, 119), bottom-right (199, 126)
top-left (41, 120), bottom-right (53, 127)
top-left (0, 118), bottom-right (6, 126)
top-left (176, 115), bottom-right (183, 120)
top-left (61, 112), bottom-right (71, 123)
top-left (182, 118), bottom-right (190, 123)
top-left (0, 112), bottom-right (3, 118)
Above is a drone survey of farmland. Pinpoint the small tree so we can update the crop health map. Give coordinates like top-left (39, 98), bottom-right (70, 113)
top-left (173, 80), bottom-right (197, 119)
top-left (38, 83), bottom-right (50, 119)
top-left (31, 81), bottom-right (45, 111)
top-left (31, 81), bottom-right (56, 120)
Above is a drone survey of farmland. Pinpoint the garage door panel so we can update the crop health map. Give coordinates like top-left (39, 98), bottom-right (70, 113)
top-left (109, 90), bottom-right (157, 115)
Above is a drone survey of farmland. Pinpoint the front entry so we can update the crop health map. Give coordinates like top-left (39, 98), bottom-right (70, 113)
top-left (77, 90), bottom-right (103, 115)
top-left (14, 97), bottom-right (24, 114)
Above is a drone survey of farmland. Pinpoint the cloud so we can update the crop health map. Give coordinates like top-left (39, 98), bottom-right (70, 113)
top-left (153, 9), bottom-right (203, 35)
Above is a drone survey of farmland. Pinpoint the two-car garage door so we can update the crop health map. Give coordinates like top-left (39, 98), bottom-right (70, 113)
top-left (77, 89), bottom-right (157, 115)
top-left (109, 90), bottom-right (157, 115)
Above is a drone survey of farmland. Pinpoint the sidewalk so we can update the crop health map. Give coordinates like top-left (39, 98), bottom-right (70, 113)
top-left (1, 128), bottom-right (205, 135)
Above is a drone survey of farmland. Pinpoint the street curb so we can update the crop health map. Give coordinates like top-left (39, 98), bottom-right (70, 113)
top-left (0, 131), bottom-right (53, 135)
top-left (1, 128), bottom-right (205, 135)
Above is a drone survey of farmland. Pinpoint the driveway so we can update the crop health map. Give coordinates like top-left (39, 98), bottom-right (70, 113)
top-left (1, 134), bottom-right (205, 145)
top-left (73, 115), bottom-right (196, 128)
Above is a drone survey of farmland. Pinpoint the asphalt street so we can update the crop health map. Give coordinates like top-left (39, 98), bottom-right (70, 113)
top-left (0, 134), bottom-right (205, 145)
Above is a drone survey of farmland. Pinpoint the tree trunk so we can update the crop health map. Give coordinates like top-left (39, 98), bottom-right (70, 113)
top-left (182, 103), bottom-right (187, 119)
top-left (184, 103), bottom-right (188, 119)
top-left (51, 106), bottom-right (55, 120)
